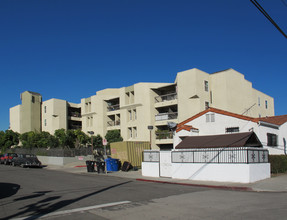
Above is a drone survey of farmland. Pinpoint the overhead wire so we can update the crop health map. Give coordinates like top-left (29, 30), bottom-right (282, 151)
top-left (250, 0), bottom-right (287, 39)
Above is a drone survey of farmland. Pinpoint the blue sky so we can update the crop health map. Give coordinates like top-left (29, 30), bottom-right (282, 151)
top-left (0, 0), bottom-right (286, 131)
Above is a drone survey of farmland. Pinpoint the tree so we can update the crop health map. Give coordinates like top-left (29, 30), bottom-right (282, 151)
top-left (92, 134), bottom-right (103, 148)
top-left (1, 130), bottom-right (19, 151)
top-left (74, 129), bottom-right (89, 148)
top-left (54, 129), bottom-right (68, 148)
top-left (105, 130), bottom-right (123, 144)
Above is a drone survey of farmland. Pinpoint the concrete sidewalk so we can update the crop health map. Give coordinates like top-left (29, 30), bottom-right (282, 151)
top-left (43, 161), bottom-right (287, 193)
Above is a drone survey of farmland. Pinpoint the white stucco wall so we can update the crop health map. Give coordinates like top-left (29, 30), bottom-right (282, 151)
top-left (171, 163), bottom-right (270, 183)
top-left (142, 162), bottom-right (160, 177)
top-left (174, 111), bottom-right (287, 155)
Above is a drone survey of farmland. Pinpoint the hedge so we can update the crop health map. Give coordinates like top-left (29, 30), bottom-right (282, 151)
top-left (268, 155), bottom-right (287, 174)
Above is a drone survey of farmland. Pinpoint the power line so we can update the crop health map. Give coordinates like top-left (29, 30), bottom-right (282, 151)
top-left (250, 0), bottom-right (287, 39)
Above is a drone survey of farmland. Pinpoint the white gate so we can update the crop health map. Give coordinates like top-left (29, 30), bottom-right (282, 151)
top-left (159, 151), bottom-right (172, 177)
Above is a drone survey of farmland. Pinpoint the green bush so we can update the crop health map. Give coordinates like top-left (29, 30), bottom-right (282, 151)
top-left (268, 155), bottom-right (287, 174)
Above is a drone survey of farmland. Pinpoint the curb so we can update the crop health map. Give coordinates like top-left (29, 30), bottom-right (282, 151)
top-left (136, 178), bottom-right (253, 192)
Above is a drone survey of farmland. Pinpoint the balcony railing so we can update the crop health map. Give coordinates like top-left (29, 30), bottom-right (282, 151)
top-left (155, 112), bottom-right (178, 121)
top-left (68, 112), bottom-right (81, 117)
top-left (107, 104), bottom-right (120, 112)
top-left (107, 120), bottom-right (121, 127)
top-left (155, 93), bottom-right (177, 103)
top-left (155, 131), bottom-right (173, 140)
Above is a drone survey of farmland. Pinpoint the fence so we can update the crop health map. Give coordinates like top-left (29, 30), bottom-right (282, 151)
top-left (172, 147), bottom-right (268, 164)
top-left (143, 150), bottom-right (160, 162)
top-left (11, 147), bottom-right (94, 157)
top-left (143, 147), bottom-right (269, 164)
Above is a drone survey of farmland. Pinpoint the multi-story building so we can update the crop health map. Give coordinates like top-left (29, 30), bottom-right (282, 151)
top-left (10, 91), bottom-right (42, 133)
top-left (9, 68), bottom-right (274, 149)
top-left (41, 99), bottom-right (81, 134)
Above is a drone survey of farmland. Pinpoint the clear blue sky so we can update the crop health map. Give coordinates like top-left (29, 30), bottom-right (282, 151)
top-left (0, 0), bottom-right (286, 131)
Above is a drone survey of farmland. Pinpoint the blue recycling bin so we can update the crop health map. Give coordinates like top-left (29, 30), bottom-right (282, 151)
top-left (105, 158), bottom-right (119, 172)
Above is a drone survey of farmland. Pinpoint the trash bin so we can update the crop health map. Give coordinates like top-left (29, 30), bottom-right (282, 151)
top-left (86, 160), bottom-right (95, 172)
top-left (105, 158), bottom-right (120, 172)
top-left (96, 161), bottom-right (105, 173)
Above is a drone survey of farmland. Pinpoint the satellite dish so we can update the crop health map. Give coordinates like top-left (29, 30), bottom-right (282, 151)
top-left (167, 122), bottom-right (177, 130)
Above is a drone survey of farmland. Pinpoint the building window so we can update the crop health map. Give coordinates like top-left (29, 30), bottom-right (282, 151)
top-left (128, 127), bottom-right (132, 138)
top-left (90, 116), bottom-right (93, 126)
top-left (204, 81), bottom-right (209, 92)
top-left (267, 133), bottom-right (277, 146)
top-left (44, 106), bottom-right (47, 113)
top-left (265, 100), bottom-right (268, 109)
top-left (205, 101), bottom-right (209, 110)
top-left (133, 127), bottom-right (137, 138)
top-left (128, 110), bottom-right (132, 121)
top-left (32, 96), bottom-right (35, 103)
top-left (258, 97), bottom-right (260, 106)
top-left (225, 127), bottom-right (239, 133)
top-left (206, 113), bottom-right (215, 122)
top-left (133, 109), bottom-right (137, 120)
top-left (44, 119), bottom-right (47, 126)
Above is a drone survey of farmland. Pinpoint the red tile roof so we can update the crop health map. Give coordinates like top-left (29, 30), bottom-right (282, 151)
top-left (176, 107), bottom-right (259, 132)
top-left (257, 115), bottom-right (287, 126)
top-left (176, 125), bottom-right (198, 132)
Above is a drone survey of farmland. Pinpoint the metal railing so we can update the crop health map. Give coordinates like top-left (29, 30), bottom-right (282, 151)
top-left (143, 151), bottom-right (160, 162)
top-left (155, 112), bottom-right (178, 121)
top-left (107, 104), bottom-right (120, 111)
top-left (155, 93), bottom-right (177, 103)
top-left (107, 120), bottom-right (121, 127)
top-left (171, 147), bottom-right (269, 164)
top-left (155, 131), bottom-right (173, 140)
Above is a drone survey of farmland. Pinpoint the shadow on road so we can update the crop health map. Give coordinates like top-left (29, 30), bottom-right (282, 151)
top-left (0, 182), bottom-right (20, 199)
top-left (3, 180), bottom-right (132, 220)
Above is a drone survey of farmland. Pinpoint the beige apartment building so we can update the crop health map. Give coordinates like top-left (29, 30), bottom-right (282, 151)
top-left (10, 68), bottom-right (274, 149)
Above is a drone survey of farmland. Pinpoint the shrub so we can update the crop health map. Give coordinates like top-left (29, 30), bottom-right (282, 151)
top-left (268, 155), bottom-right (287, 174)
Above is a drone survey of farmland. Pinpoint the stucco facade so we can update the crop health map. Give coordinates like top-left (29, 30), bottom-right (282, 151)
top-left (9, 68), bottom-right (275, 149)
top-left (175, 108), bottom-right (287, 155)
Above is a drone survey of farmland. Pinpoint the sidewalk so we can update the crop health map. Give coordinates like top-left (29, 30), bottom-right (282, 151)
top-left (43, 161), bottom-right (287, 193)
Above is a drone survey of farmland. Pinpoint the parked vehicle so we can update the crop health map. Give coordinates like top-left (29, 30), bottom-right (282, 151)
top-left (11, 154), bottom-right (42, 168)
top-left (1, 153), bottom-right (18, 165)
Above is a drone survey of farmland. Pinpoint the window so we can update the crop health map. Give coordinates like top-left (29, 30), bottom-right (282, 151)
top-left (32, 96), bottom-right (35, 103)
top-left (225, 127), bottom-right (239, 133)
top-left (133, 127), bottom-right (137, 138)
top-left (267, 133), bottom-right (277, 146)
top-left (44, 106), bottom-right (47, 113)
top-left (133, 109), bottom-right (137, 120)
top-left (265, 100), bottom-right (268, 109)
top-left (44, 119), bottom-right (47, 126)
top-left (206, 113), bottom-right (215, 122)
top-left (128, 127), bottom-right (132, 138)
top-left (90, 116), bottom-right (93, 126)
top-left (258, 97), bottom-right (260, 106)
top-left (205, 101), bottom-right (209, 110)
top-left (204, 81), bottom-right (209, 92)
top-left (128, 110), bottom-right (132, 121)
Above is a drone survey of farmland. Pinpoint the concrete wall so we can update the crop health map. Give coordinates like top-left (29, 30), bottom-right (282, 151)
top-left (142, 162), bottom-right (160, 177)
top-left (9, 105), bottom-right (21, 133)
top-left (171, 163), bottom-right (270, 183)
top-left (38, 155), bottom-right (93, 166)
top-left (142, 161), bottom-right (270, 183)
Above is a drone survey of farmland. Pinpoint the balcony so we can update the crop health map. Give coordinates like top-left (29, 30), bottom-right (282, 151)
top-left (155, 131), bottom-right (173, 140)
top-left (107, 104), bottom-right (120, 112)
top-left (107, 120), bottom-right (121, 127)
top-left (155, 93), bottom-right (177, 103)
top-left (68, 111), bottom-right (81, 118)
top-left (155, 112), bottom-right (178, 121)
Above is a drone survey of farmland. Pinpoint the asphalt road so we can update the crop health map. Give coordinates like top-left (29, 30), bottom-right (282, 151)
top-left (0, 165), bottom-right (287, 220)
